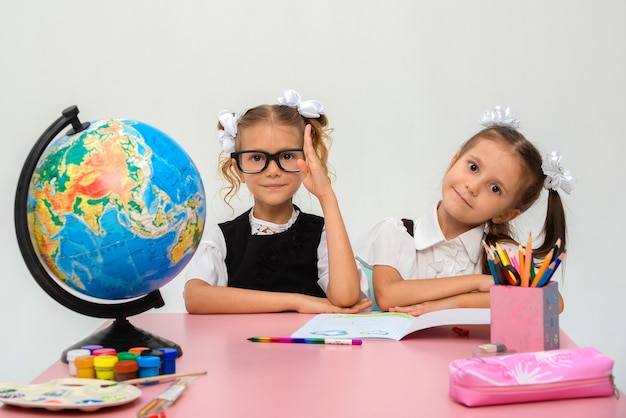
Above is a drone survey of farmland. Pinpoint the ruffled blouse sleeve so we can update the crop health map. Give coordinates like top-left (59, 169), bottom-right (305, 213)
top-left (183, 223), bottom-right (229, 287)
top-left (353, 217), bottom-right (418, 279)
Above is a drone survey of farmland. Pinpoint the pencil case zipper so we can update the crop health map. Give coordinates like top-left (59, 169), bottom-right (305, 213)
top-left (453, 374), bottom-right (618, 396)
top-left (450, 374), bottom-right (619, 407)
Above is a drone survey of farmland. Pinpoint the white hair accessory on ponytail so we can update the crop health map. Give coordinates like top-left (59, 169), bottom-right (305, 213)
top-left (217, 110), bottom-right (240, 154)
top-left (542, 151), bottom-right (577, 194)
top-left (278, 89), bottom-right (324, 118)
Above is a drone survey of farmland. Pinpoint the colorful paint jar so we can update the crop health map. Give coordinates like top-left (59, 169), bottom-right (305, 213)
top-left (158, 348), bottom-right (178, 375)
top-left (74, 355), bottom-right (95, 379)
top-left (128, 346), bottom-right (150, 356)
top-left (94, 355), bottom-right (118, 381)
top-left (117, 351), bottom-right (139, 362)
top-left (66, 349), bottom-right (91, 376)
top-left (136, 355), bottom-right (160, 383)
top-left (114, 360), bottom-right (138, 382)
top-left (141, 349), bottom-right (164, 373)
top-left (93, 348), bottom-right (117, 357)
top-left (80, 344), bottom-right (103, 354)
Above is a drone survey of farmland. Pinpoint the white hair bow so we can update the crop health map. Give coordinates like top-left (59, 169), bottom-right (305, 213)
top-left (542, 151), bottom-right (577, 194)
top-left (478, 105), bottom-right (521, 130)
top-left (217, 110), bottom-right (239, 154)
top-left (277, 89), bottom-right (324, 118)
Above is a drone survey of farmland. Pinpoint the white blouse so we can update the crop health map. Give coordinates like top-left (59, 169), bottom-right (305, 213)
top-left (353, 204), bottom-right (485, 280)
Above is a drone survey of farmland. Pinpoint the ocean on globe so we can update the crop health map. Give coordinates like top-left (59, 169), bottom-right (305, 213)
top-left (27, 119), bottom-right (206, 300)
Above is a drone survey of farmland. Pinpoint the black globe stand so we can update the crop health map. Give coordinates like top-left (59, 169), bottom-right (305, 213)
top-left (14, 105), bottom-right (184, 364)
top-left (61, 316), bottom-right (183, 363)
top-left (58, 289), bottom-right (183, 363)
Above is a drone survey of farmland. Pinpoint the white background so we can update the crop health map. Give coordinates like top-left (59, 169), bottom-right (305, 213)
top-left (1, 0), bottom-right (625, 389)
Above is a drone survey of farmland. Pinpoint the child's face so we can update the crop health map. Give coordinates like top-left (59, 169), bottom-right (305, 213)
top-left (234, 121), bottom-right (304, 217)
top-left (439, 138), bottom-right (524, 235)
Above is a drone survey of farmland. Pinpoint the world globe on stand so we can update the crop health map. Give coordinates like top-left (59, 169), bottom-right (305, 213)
top-left (14, 106), bottom-right (206, 360)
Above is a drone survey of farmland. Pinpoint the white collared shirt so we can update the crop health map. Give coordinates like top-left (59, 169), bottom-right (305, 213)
top-left (354, 204), bottom-right (485, 280)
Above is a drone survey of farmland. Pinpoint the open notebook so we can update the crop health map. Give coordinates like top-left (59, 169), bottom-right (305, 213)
top-left (291, 308), bottom-right (490, 341)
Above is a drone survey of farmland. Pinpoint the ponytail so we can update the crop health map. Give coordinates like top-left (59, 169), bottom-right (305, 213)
top-left (535, 189), bottom-right (567, 259)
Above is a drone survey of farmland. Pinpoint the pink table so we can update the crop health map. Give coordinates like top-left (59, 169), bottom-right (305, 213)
top-left (1, 313), bottom-right (624, 417)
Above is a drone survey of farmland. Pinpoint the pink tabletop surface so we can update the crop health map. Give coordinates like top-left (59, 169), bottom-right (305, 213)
top-left (1, 312), bottom-right (624, 417)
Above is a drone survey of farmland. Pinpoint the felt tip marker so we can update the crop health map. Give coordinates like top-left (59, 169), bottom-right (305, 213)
top-left (247, 337), bottom-right (362, 345)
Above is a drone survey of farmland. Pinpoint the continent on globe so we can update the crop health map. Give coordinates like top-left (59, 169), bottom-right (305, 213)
top-left (27, 119), bottom-right (206, 300)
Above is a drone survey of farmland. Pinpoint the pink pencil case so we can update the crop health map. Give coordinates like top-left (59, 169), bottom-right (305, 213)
top-left (449, 347), bottom-right (617, 407)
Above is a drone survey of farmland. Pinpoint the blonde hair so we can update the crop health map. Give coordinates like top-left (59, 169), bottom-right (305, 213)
top-left (218, 104), bottom-right (333, 206)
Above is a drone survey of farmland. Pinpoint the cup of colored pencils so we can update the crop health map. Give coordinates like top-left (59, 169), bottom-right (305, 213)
top-left (483, 233), bottom-right (565, 287)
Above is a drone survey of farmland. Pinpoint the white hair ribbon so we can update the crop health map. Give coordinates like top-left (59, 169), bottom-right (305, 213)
top-left (217, 110), bottom-right (239, 154)
top-left (542, 151), bottom-right (577, 194)
top-left (478, 105), bottom-right (521, 130)
top-left (277, 89), bottom-right (324, 118)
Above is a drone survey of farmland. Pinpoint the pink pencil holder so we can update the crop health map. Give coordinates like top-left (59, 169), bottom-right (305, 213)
top-left (490, 281), bottom-right (559, 353)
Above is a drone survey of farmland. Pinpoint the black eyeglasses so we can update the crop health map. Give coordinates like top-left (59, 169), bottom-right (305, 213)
top-left (231, 148), bottom-right (305, 174)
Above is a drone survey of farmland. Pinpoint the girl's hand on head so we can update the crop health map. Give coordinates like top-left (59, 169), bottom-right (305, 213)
top-left (298, 125), bottom-right (333, 200)
top-left (295, 295), bottom-right (372, 314)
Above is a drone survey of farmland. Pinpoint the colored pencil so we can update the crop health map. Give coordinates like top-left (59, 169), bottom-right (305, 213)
top-left (522, 232), bottom-right (532, 287)
top-left (495, 242), bottom-right (510, 266)
top-left (531, 248), bottom-right (554, 287)
top-left (507, 247), bottom-right (519, 270)
top-left (483, 242), bottom-right (499, 285)
top-left (535, 260), bottom-right (557, 288)
top-left (518, 244), bottom-right (525, 284)
top-left (543, 252), bottom-right (566, 284)
top-left (247, 337), bottom-right (362, 345)
top-left (551, 237), bottom-right (562, 263)
top-left (493, 256), bottom-right (506, 285)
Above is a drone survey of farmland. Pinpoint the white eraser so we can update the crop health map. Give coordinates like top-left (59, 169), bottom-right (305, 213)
top-left (478, 343), bottom-right (506, 353)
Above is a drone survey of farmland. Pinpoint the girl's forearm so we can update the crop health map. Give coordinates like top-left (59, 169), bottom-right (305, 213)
top-left (439, 291), bottom-right (491, 309)
top-left (317, 191), bottom-right (362, 307)
top-left (374, 268), bottom-right (489, 311)
top-left (184, 280), bottom-right (300, 314)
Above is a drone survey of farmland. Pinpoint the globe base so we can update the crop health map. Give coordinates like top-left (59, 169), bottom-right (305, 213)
top-left (60, 317), bottom-right (182, 363)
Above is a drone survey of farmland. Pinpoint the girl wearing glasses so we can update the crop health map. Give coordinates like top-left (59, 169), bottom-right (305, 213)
top-left (184, 90), bottom-right (371, 314)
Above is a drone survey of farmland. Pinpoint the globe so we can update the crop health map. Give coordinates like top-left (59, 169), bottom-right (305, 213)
top-left (27, 118), bottom-right (205, 300)
top-left (14, 106), bottom-right (206, 360)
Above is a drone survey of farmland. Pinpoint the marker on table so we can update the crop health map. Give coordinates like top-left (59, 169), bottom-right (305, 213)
top-left (247, 337), bottom-right (362, 345)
